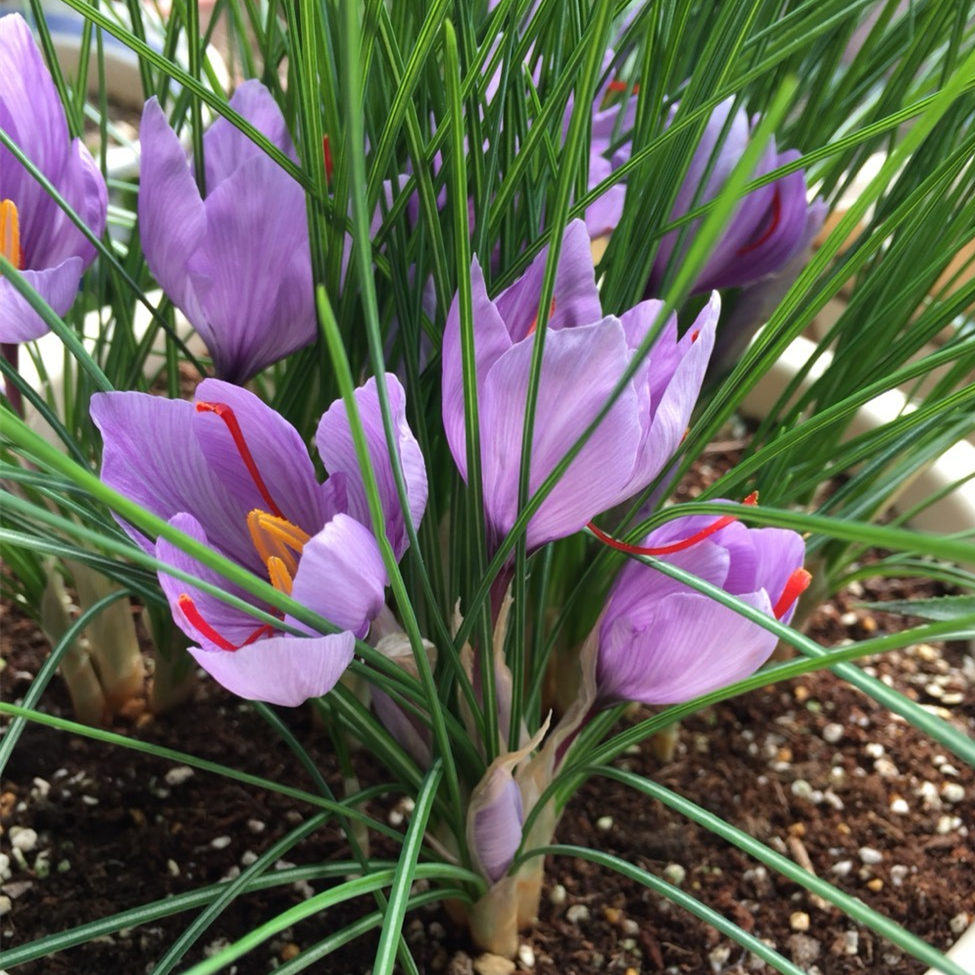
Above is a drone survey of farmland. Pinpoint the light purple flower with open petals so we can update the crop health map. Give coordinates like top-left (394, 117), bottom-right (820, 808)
top-left (138, 81), bottom-right (315, 383)
top-left (90, 374), bottom-right (427, 706)
top-left (0, 13), bottom-right (107, 342)
top-left (442, 219), bottom-right (717, 551)
top-left (596, 504), bottom-right (808, 706)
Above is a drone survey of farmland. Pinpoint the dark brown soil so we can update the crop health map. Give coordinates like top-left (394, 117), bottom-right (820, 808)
top-left (1, 573), bottom-right (972, 975)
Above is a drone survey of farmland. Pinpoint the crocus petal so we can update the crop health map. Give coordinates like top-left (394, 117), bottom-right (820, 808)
top-left (30, 138), bottom-right (106, 268)
top-left (156, 512), bottom-right (269, 653)
top-left (702, 149), bottom-right (810, 290)
top-left (316, 374), bottom-right (427, 559)
top-left (622, 293), bottom-right (717, 494)
top-left (189, 631), bottom-right (356, 707)
top-left (203, 79), bottom-right (298, 189)
top-left (479, 319), bottom-right (641, 548)
top-left (191, 379), bottom-right (330, 535)
top-left (605, 538), bottom-right (732, 623)
top-left (470, 774), bottom-right (524, 884)
top-left (0, 258), bottom-right (83, 342)
top-left (0, 12), bottom-right (106, 331)
top-left (288, 513), bottom-right (388, 638)
top-left (598, 589), bottom-right (776, 705)
top-left (185, 152), bottom-right (315, 382)
top-left (442, 256), bottom-right (514, 482)
top-left (0, 15), bottom-right (72, 251)
top-left (584, 154), bottom-right (626, 239)
top-left (138, 97), bottom-right (206, 310)
top-left (494, 220), bottom-right (602, 339)
top-left (90, 390), bottom-right (258, 569)
top-left (750, 526), bottom-right (807, 622)
top-left (596, 501), bottom-right (807, 706)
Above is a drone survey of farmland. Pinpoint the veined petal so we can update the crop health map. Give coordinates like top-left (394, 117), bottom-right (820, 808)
top-left (156, 512), bottom-right (269, 652)
top-left (494, 220), bottom-right (602, 338)
top-left (584, 154), bottom-right (626, 239)
top-left (187, 152), bottom-right (315, 382)
top-left (598, 589), bottom-right (776, 705)
top-left (288, 513), bottom-right (388, 638)
top-left (190, 631), bottom-right (355, 707)
top-left (315, 374), bottom-right (427, 559)
top-left (90, 390), bottom-right (257, 569)
top-left (621, 292), bottom-right (717, 495)
top-left (0, 15), bottom-right (106, 276)
top-left (442, 256), bottom-right (513, 482)
top-left (479, 319), bottom-right (641, 548)
top-left (192, 379), bottom-right (328, 535)
top-left (138, 97), bottom-right (205, 310)
top-left (750, 526), bottom-right (807, 623)
top-left (0, 258), bottom-right (83, 342)
top-left (25, 137), bottom-right (106, 270)
top-left (470, 774), bottom-right (523, 884)
top-left (203, 79), bottom-right (298, 189)
top-left (605, 538), bottom-right (732, 623)
top-left (0, 14), bottom-right (71, 251)
top-left (704, 149), bottom-right (811, 289)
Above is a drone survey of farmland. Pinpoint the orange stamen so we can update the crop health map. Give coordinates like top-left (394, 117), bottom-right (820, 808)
top-left (772, 567), bottom-right (812, 619)
top-left (266, 555), bottom-right (294, 596)
top-left (195, 402), bottom-right (284, 517)
top-left (588, 492), bottom-right (758, 557)
top-left (0, 199), bottom-right (23, 270)
top-left (247, 509), bottom-right (309, 577)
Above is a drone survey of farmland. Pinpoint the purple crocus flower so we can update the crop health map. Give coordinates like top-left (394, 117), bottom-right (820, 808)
top-left (638, 98), bottom-right (825, 294)
top-left (138, 81), bottom-right (315, 383)
top-left (0, 13), bottom-right (107, 342)
top-left (90, 374), bottom-right (427, 706)
top-left (442, 219), bottom-right (717, 551)
top-left (595, 503), bottom-right (809, 706)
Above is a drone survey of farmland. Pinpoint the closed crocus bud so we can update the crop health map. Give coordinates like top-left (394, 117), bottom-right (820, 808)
top-left (593, 91), bottom-right (824, 295)
top-left (469, 767), bottom-right (524, 885)
top-left (138, 81), bottom-right (316, 383)
top-left (646, 99), bottom-right (825, 295)
top-left (594, 502), bottom-right (810, 706)
top-left (0, 14), bottom-right (107, 342)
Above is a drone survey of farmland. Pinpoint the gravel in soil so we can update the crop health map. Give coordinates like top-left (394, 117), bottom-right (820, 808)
top-left (1, 572), bottom-right (972, 975)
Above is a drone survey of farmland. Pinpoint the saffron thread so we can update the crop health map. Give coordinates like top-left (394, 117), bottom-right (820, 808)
top-left (195, 401), bottom-right (284, 517)
top-left (587, 492), bottom-right (758, 557)
top-left (772, 568), bottom-right (812, 619)
top-left (737, 187), bottom-right (782, 255)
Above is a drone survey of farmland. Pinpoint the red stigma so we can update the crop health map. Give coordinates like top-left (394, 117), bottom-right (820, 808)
top-left (772, 568), bottom-right (812, 619)
top-left (588, 493), bottom-right (758, 558)
top-left (690, 329), bottom-right (700, 343)
top-left (177, 594), bottom-right (277, 652)
top-left (177, 594), bottom-right (239, 651)
top-left (737, 187), bottom-right (782, 255)
top-left (323, 135), bottom-right (333, 185)
top-left (195, 401), bottom-right (284, 518)
top-left (607, 79), bottom-right (640, 94)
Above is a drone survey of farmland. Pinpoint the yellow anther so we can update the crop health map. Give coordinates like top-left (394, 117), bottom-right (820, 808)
top-left (0, 199), bottom-right (22, 270)
top-left (266, 556), bottom-right (294, 596)
top-left (246, 509), bottom-right (310, 578)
